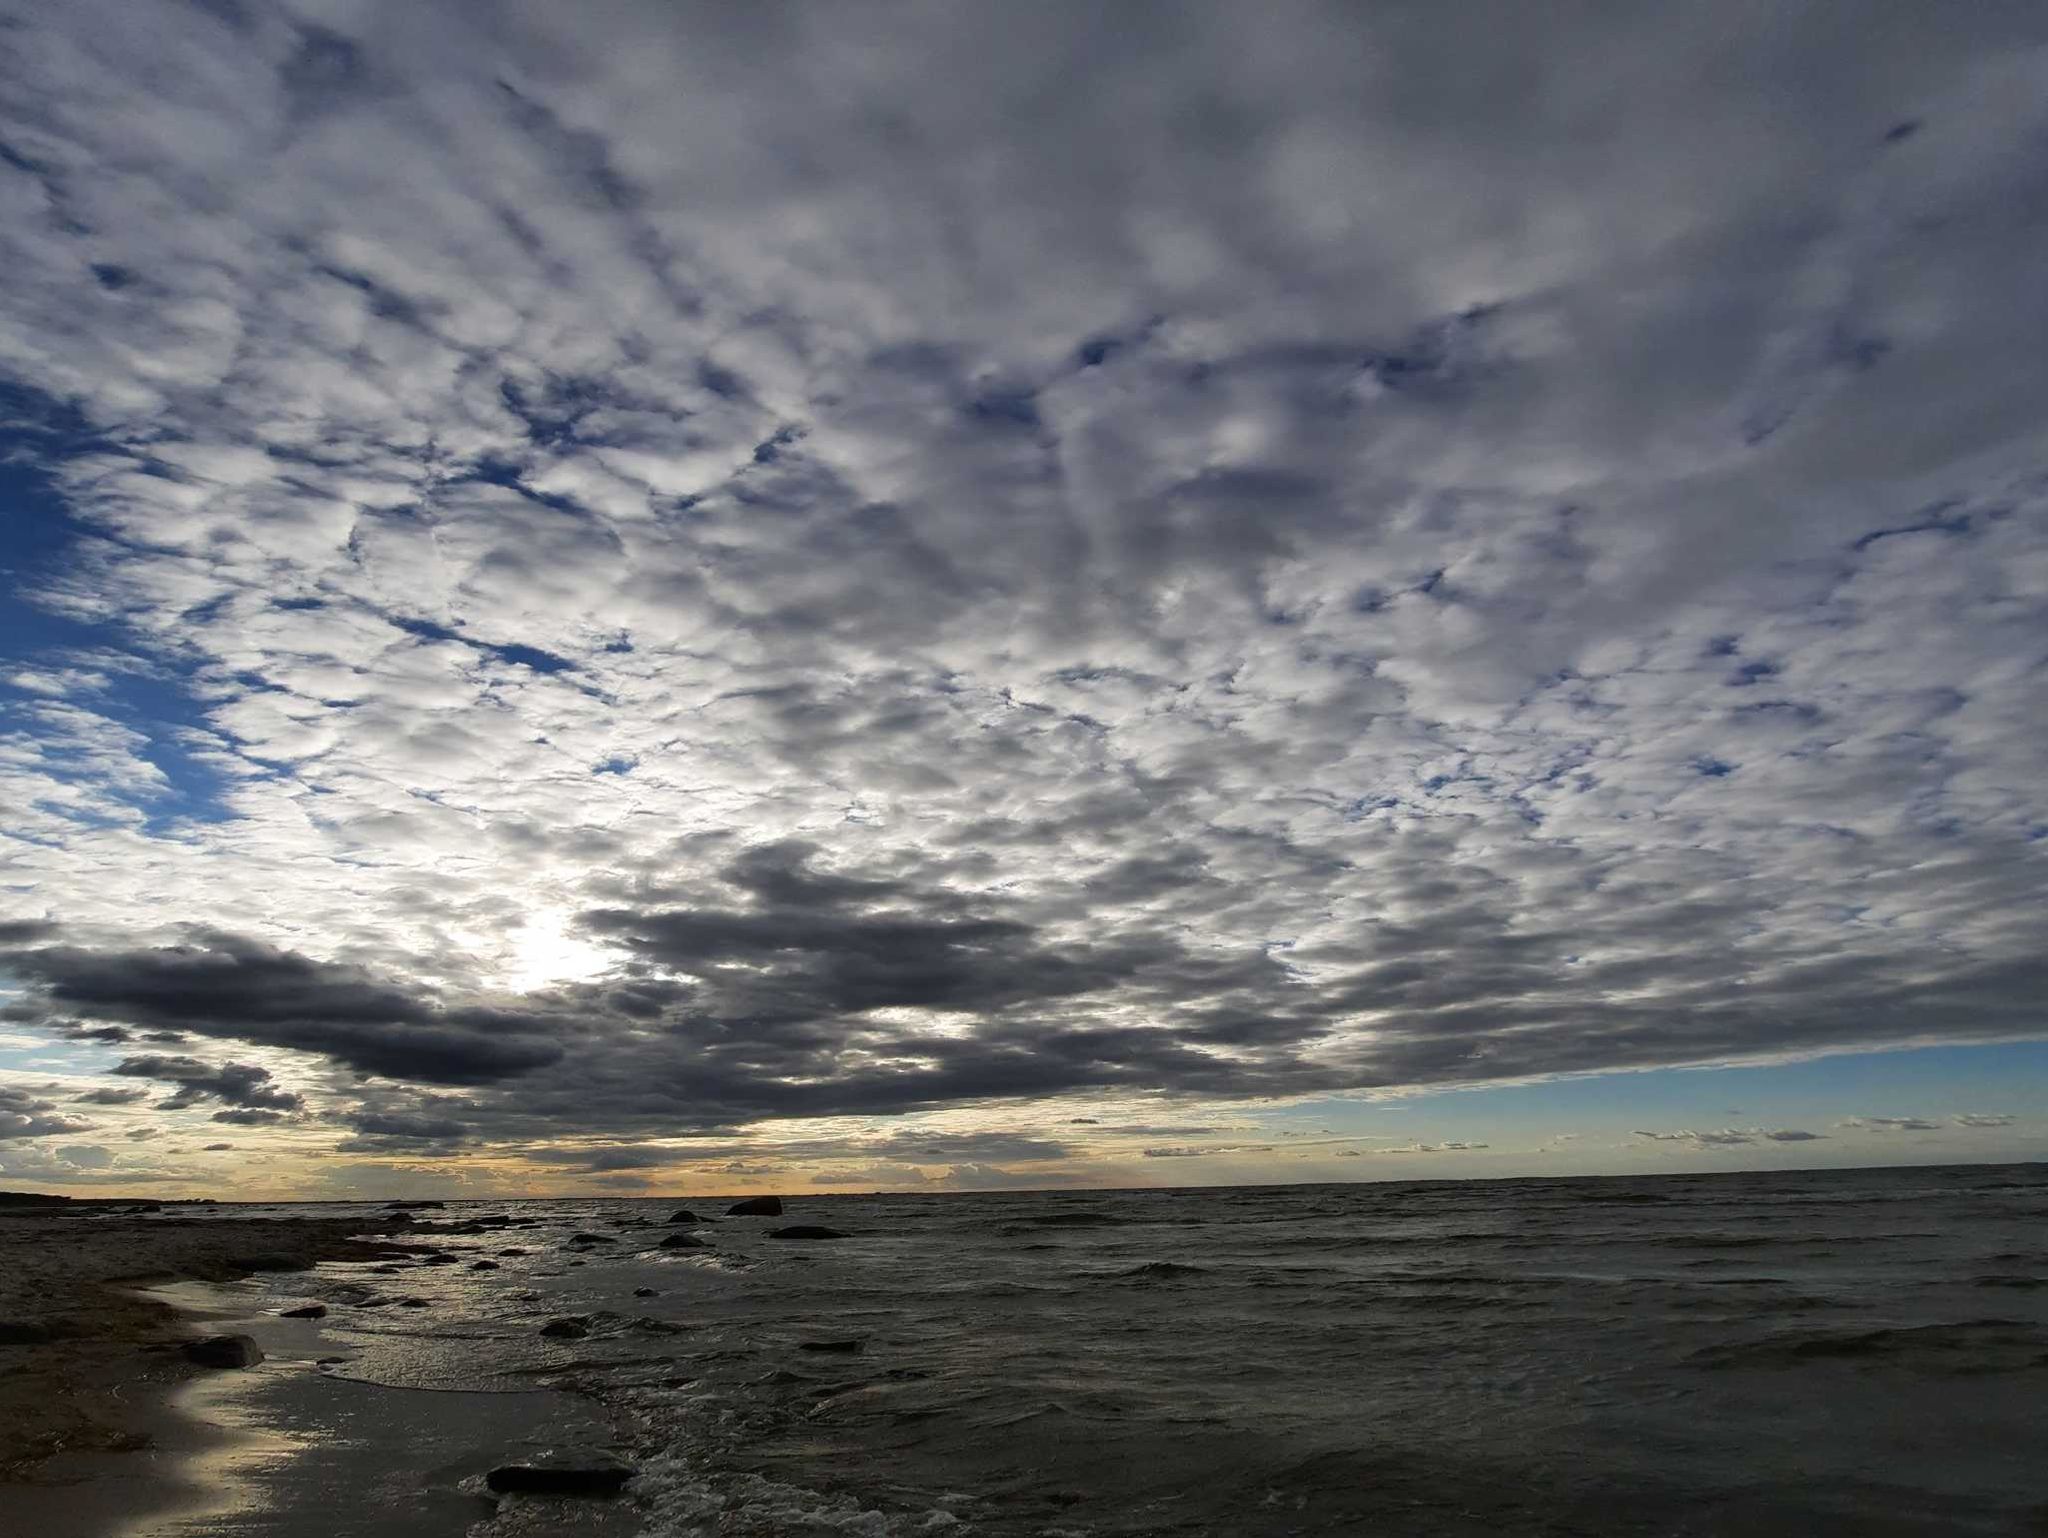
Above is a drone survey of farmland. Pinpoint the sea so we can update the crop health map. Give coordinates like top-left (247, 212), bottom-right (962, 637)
top-left (158, 1164), bottom-right (2048, 1536)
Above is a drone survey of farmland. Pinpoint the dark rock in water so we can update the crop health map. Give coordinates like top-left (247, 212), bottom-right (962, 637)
top-left (128, 1202), bottom-right (163, 1214)
top-left (665, 1210), bottom-right (702, 1224)
top-left (630, 1316), bottom-right (686, 1335)
top-left (1029, 1212), bottom-right (1124, 1227)
top-left (185, 1335), bottom-right (263, 1368)
top-left (0, 1319), bottom-right (76, 1345)
top-left (397, 1297), bottom-right (431, 1309)
top-left (567, 1232), bottom-right (614, 1245)
top-left (568, 1260), bottom-right (586, 1268)
top-left (768, 1225), bottom-right (850, 1240)
top-left (369, 1264), bottom-right (402, 1274)
top-left (384, 1200), bottom-right (444, 1210)
top-left (279, 1304), bottom-right (328, 1319)
top-left (421, 1252), bottom-right (458, 1265)
top-left (315, 1356), bottom-right (348, 1367)
top-left (633, 1287), bottom-right (658, 1297)
top-left (799, 1338), bottom-right (863, 1353)
top-left (233, 1252), bottom-right (313, 1272)
top-left (659, 1233), bottom-right (706, 1249)
top-left (540, 1317), bottom-right (591, 1339)
top-left (485, 1447), bottom-right (634, 1496)
top-left (470, 1260), bottom-right (500, 1271)
top-left (497, 1248), bottom-right (528, 1257)
top-left (725, 1196), bottom-right (783, 1217)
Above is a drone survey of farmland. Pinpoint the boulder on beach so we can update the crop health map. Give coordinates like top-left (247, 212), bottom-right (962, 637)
top-left (665, 1210), bottom-right (702, 1224)
top-left (725, 1196), bottom-right (783, 1217)
top-left (422, 1252), bottom-right (459, 1265)
top-left (567, 1232), bottom-right (615, 1246)
top-left (540, 1317), bottom-right (591, 1339)
top-left (470, 1259), bottom-right (500, 1271)
top-left (279, 1304), bottom-right (328, 1319)
top-left (184, 1334), bottom-right (263, 1368)
top-left (658, 1233), bottom-right (706, 1250)
top-left (768, 1225), bottom-right (849, 1240)
top-left (485, 1447), bottom-right (634, 1496)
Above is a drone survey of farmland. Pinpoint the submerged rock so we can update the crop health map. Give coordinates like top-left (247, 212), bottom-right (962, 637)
top-left (397, 1297), bottom-right (431, 1309)
top-left (470, 1259), bottom-right (500, 1271)
top-left (665, 1210), bottom-right (702, 1224)
top-left (497, 1248), bottom-right (529, 1257)
top-left (540, 1317), bottom-right (591, 1339)
top-left (725, 1196), bottom-right (783, 1217)
top-left (0, 1320), bottom-right (75, 1345)
top-left (279, 1304), bottom-right (328, 1319)
top-left (659, 1233), bottom-right (707, 1250)
top-left (799, 1338), bottom-right (863, 1353)
top-left (633, 1287), bottom-right (658, 1298)
top-left (184, 1334), bottom-right (263, 1368)
top-left (485, 1447), bottom-right (634, 1496)
top-left (768, 1225), bottom-right (849, 1240)
top-left (567, 1232), bottom-right (615, 1246)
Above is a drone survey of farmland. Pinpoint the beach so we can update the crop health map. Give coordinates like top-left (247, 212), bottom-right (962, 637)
top-left (4, 1168), bottom-right (2047, 1535)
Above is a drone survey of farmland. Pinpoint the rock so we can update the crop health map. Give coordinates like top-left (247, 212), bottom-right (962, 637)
top-left (0, 1320), bottom-right (66, 1345)
top-left (232, 1253), bottom-right (312, 1272)
top-left (567, 1232), bottom-right (614, 1246)
top-left (369, 1264), bottom-right (402, 1274)
top-left (497, 1248), bottom-right (529, 1257)
top-left (470, 1259), bottom-right (501, 1271)
top-left (184, 1335), bottom-right (263, 1368)
top-left (633, 1287), bottom-right (657, 1298)
top-left (665, 1210), bottom-right (702, 1224)
top-left (397, 1297), bottom-right (431, 1309)
top-left (540, 1317), bottom-right (591, 1339)
top-left (630, 1316), bottom-right (685, 1335)
top-left (768, 1225), bottom-right (850, 1240)
top-left (725, 1196), bottom-right (783, 1217)
top-left (568, 1260), bottom-right (586, 1268)
top-left (659, 1233), bottom-right (706, 1250)
top-left (485, 1447), bottom-right (634, 1496)
top-left (279, 1304), bottom-right (328, 1319)
top-left (799, 1338), bottom-right (863, 1353)
top-left (384, 1200), bottom-right (445, 1210)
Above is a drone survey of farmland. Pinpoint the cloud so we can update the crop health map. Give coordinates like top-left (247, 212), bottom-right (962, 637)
top-left (1839, 1117), bottom-right (1942, 1132)
top-left (1758, 1129), bottom-right (1826, 1142)
top-left (1951, 1113), bottom-right (2014, 1128)
top-left (0, 4), bottom-right (2043, 1172)
top-left (74, 1086), bottom-right (151, 1105)
top-left (110, 1054), bottom-right (303, 1112)
top-left (0, 1084), bottom-right (95, 1140)
top-left (1634, 1128), bottom-right (1756, 1148)
top-left (202, 1142), bottom-right (233, 1151)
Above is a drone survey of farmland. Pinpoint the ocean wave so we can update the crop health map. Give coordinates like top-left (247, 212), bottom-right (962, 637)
top-left (1686, 1318), bottom-right (2048, 1372)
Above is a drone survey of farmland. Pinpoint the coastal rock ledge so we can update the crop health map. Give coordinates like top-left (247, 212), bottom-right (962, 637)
top-left (486, 1447), bottom-right (635, 1495)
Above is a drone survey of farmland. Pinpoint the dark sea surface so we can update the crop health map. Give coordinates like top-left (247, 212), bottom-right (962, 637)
top-left (191, 1164), bottom-right (2048, 1535)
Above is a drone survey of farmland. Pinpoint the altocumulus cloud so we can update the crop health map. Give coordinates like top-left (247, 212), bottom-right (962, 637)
top-left (0, 5), bottom-right (2044, 1163)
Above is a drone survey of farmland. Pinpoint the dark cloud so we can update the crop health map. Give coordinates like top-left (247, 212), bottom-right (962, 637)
top-left (74, 1086), bottom-right (151, 1105)
top-left (1840, 1116), bottom-right (1943, 1132)
top-left (10, 938), bottom-right (565, 1085)
top-left (110, 1054), bottom-right (303, 1112)
top-left (0, 1085), bottom-right (94, 1141)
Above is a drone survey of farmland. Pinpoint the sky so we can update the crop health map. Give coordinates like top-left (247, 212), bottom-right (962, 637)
top-left (0, 1), bottom-right (2043, 1200)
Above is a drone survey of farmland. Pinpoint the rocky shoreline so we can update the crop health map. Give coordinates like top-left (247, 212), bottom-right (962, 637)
top-left (0, 1202), bottom-right (406, 1481)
